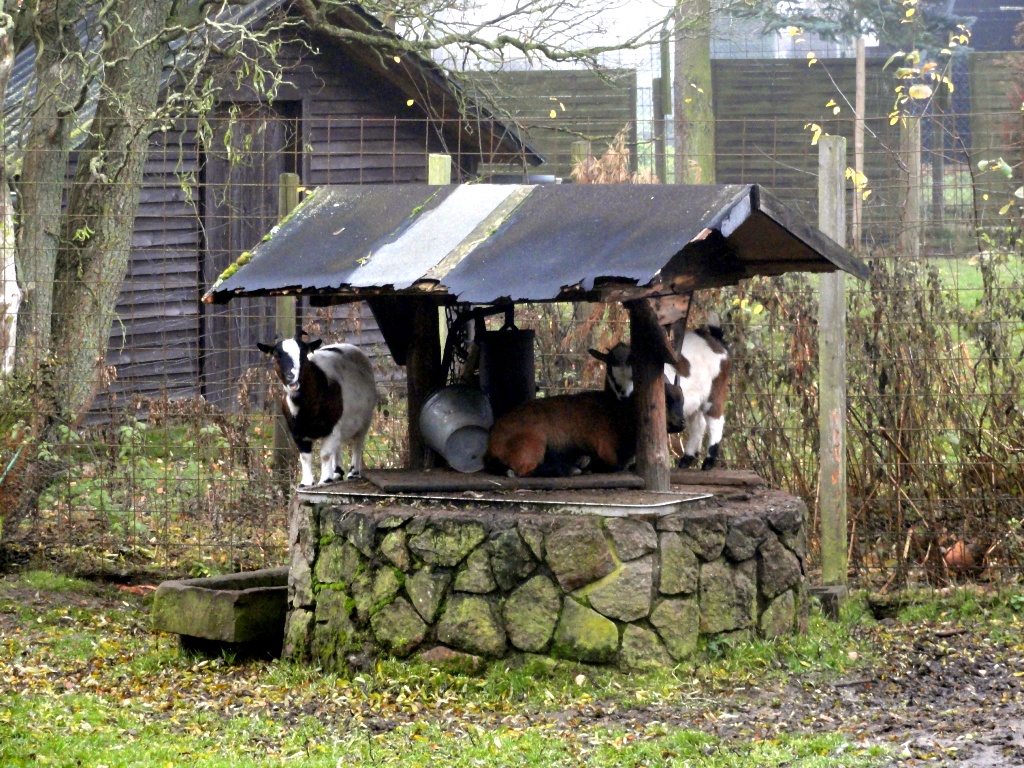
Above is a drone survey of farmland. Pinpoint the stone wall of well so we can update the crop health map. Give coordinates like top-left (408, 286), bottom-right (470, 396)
top-left (284, 495), bottom-right (808, 669)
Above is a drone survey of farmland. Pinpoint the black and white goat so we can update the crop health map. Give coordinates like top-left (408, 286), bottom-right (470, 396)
top-left (257, 334), bottom-right (378, 486)
top-left (484, 343), bottom-right (635, 478)
top-left (608, 316), bottom-right (731, 470)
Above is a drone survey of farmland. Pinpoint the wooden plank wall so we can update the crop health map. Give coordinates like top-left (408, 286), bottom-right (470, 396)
top-left (712, 57), bottom-right (901, 237)
top-left (297, 47), bottom-right (444, 185)
top-left (201, 103), bottom-right (297, 410)
top-left (968, 52), bottom-right (1022, 224)
top-left (92, 127), bottom-right (203, 414)
top-left (469, 69), bottom-right (638, 180)
top-left (92, 40), bottom-right (465, 417)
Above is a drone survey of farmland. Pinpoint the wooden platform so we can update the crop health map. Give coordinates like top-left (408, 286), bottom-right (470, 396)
top-left (295, 468), bottom-right (771, 517)
top-left (669, 468), bottom-right (765, 488)
top-left (304, 470), bottom-right (718, 517)
top-left (362, 468), bottom-right (645, 493)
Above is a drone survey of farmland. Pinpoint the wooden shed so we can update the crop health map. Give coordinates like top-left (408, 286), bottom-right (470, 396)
top-left (4, 0), bottom-right (541, 414)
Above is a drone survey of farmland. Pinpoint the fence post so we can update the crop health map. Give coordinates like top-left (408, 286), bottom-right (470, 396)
top-left (899, 116), bottom-right (922, 258)
top-left (570, 140), bottom-right (590, 178)
top-left (818, 136), bottom-right (848, 591)
top-left (852, 37), bottom-right (865, 250)
top-left (273, 173), bottom-right (301, 486)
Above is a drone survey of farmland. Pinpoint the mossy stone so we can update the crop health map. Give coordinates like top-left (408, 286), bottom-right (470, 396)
top-left (587, 556), bottom-right (653, 622)
top-left (454, 547), bottom-right (496, 593)
top-left (503, 575), bottom-right (561, 652)
top-left (370, 596), bottom-right (427, 657)
top-left (552, 598), bottom-right (619, 664)
top-left (408, 520), bottom-right (486, 567)
top-left (406, 567), bottom-right (452, 623)
top-left (489, 529), bottom-right (537, 591)
top-left (650, 597), bottom-right (699, 661)
top-left (381, 529), bottom-right (411, 572)
top-left (760, 589), bottom-right (796, 638)
top-left (545, 518), bottom-right (615, 592)
top-left (659, 532), bottom-right (698, 596)
top-left (620, 624), bottom-right (673, 670)
top-left (699, 559), bottom-right (757, 634)
top-left (436, 594), bottom-right (507, 658)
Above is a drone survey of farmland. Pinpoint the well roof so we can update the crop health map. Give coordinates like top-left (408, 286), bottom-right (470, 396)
top-left (203, 182), bottom-right (868, 306)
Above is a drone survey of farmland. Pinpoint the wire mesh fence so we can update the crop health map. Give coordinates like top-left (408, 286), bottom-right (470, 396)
top-left (1, 52), bottom-right (1023, 591)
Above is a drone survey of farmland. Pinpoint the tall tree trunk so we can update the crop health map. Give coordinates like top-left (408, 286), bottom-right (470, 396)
top-left (49, 0), bottom-right (174, 424)
top-left (673, 0), bottom-right (715, 185)
top-left (0, 9), bottom-right (20, 376)
top-left (13, 0), bottom-right (85, 373)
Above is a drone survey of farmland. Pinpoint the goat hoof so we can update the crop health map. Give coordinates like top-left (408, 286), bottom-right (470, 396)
top-left (345, 469), bottom-right (361, 481)
top-left (700, 458), bottom-right (717, 471)
top-left (677, 455), bottom-right (697, 469)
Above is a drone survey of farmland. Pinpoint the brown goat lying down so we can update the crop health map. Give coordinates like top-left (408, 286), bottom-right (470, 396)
top-left (484, 346), bottom-right (635, 478)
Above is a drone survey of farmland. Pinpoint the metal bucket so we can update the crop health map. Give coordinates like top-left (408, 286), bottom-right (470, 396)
top-left (419, 385), bottom-right (495, 473)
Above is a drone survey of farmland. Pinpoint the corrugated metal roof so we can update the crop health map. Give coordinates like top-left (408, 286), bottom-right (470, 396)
top-left (203, 182), bottom-right (868, 305)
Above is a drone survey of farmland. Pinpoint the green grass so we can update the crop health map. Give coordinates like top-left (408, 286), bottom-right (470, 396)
top-left (0, 571), bottom-right (896, 768)
top-left (2, 570), bottom-right (96, 593)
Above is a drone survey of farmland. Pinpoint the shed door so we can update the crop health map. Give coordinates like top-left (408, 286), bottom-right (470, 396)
top-left (201, 104), bottom-right (300, 409)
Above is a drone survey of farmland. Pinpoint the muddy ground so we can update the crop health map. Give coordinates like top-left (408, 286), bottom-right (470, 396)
top-left (2, 577), bottom-right (1022, 767)
top-left (550, 617), bottom-right (1024, 767)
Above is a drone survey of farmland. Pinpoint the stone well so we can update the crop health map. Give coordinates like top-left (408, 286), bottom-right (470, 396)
top-left (283, 480), bottom-right (808, 670)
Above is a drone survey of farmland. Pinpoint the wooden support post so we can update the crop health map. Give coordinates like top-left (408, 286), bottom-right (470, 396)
top-left (407, 299), bottom-right (442, 468)
top-left (818, 136), bottom-right (848, 588)
top-left (273, 173), bottom-right (301, 485)
top-left (899, 116), bottom-right (923, 259)
top-left (626, 299), bottom-right (670, 491)
top-left (404, 155), bottom-right (449, 468)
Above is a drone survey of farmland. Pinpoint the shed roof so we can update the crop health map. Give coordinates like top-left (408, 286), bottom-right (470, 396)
top-left (203, 183), bottom-right (867, 307)
top-left (4, 0), bottom-right (540, 166)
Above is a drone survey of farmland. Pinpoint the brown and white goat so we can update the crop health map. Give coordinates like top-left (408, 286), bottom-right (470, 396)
top-left (484, 343), bottom-right (635, 478)
top-left (608, 316), bottom-right (730, 470)
top-left (257, 334), bottom-right (378, 486)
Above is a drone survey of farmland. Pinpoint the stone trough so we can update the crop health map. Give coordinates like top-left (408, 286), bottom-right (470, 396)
top-left (283, 470), bottom-right (808, 670)
top-left (152, 566), bottom-right (289, 657)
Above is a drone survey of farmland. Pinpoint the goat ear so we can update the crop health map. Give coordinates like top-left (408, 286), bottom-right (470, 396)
top-left (256, 342), bottom-right (275, 356)
top-left (588, 348), bottom-right (609, 362)
top-left (308, 339), bottom-right (323, 352)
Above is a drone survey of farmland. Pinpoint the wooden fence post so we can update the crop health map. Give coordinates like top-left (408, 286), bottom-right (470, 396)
top-left (899, 116), bottom-right (922, 259)
top-left (818, 136), bottom-right (848, 589)
top-left (273, 172), bottom-right (301, 485)
top-left (570, 140), bottom-right (590, 177)
top-left (852, 37), bottom-right (865, 250)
